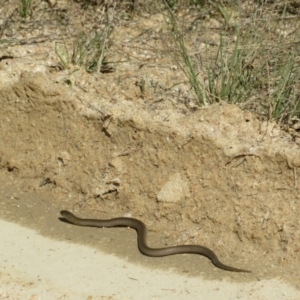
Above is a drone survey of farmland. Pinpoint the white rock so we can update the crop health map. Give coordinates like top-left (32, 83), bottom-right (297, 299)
top-left (157, 173), bottom-right (189, 203)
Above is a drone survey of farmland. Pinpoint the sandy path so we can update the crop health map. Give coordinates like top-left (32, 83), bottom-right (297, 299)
top-left (1, 217), bottom-right (299, 300)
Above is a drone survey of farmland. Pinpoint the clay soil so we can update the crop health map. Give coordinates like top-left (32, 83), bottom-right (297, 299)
top-left (1, 0), bottom-right (300, 290)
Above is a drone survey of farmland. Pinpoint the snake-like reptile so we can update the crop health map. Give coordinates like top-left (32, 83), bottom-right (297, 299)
top-left (60, 210), bottom-right (250, 273)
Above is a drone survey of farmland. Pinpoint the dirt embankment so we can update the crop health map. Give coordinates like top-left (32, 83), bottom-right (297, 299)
top-left (1, 70), bottom-right (300, 286)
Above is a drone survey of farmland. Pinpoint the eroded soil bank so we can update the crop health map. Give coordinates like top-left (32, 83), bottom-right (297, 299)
top-left (1, 71), bottom-right (300, 287)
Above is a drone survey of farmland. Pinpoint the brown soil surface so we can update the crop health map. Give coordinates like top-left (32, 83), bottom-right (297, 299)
top-left (1, 0), bottom-right (300, 290)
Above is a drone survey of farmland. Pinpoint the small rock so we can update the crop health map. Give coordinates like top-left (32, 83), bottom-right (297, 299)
top-left (157, 173), bottom-right (189, 203)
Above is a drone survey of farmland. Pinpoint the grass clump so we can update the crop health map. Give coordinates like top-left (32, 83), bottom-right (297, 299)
top-left (206, 36), bottom-right (256, 105)
top-left (163, 0), bottom-right (205, 105)
top-left (161, 0), bottom-right (300, 124)
top-left (55, 29), bottom-right (114, 73)
top-left (267, 53), bottom-right (300, 124)
top-left (19, 0), bottom-right (32, 18)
